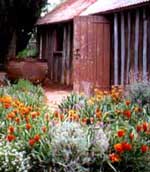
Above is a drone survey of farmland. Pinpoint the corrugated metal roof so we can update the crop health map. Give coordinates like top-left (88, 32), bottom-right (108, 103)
top-left (37, 0), bottom-right (150, 25)
top-left (80, 0), bottom-right (150, 15)
top-left (37, 0), bottom-right (97, 25)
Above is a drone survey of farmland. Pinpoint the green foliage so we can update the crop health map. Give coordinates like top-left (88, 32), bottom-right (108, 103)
top-left (58, 93), bottom-right (86, 113)
top-left (125, 81), bottom-right (150, 113)
top-left (17, 48), bottom-right (38, 58)
top-left (0, 0), bottom-right (47, 59)
top-left (57, 86), bottom-right (150, 172)
top-left (0, 79), bottom-right (45, 107)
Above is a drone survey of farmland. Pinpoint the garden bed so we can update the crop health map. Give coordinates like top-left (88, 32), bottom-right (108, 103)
top-left (0, 80), bottom-right (150, 172)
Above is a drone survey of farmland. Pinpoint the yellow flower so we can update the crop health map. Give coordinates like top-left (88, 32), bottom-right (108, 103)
top-left (87, 99), bottom-right (94, 105)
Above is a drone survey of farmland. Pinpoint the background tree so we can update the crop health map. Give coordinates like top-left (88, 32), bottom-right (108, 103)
top-left (0, 0), bottom-right (47, 64)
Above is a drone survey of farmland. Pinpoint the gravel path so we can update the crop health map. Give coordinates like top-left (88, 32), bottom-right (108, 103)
top-left (44, 85), bottom-right (72, 111)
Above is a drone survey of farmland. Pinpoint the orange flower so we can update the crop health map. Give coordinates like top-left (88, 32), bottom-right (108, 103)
top-left (31, 111), bottom-right (38, 119)
top-left (25, 117), bottom-right (30, 123)
top-left (6, 134), bottom-right (16, 142)
top-left (141, 145), bottom-right (148, 153)
top-left (125, 100), bottom-right (131, 106)
top-left (4, 103), bottom-right (11, 109)
top-left (136, 125), bottom-right (142, 133)
top-left (129, 133), bottom-right (134, 140)
top-left (123, 110), bottom-right (131, 118)
top-left (21, 107), bottom-right (30, 115)
top-left (143, 122), bottom-right (148, 132)
top-left (95, 109), bottom-right (102, 119)
top-left (8, 126), bottom-right (15, 134)
top-left (134, 106), bottom-right (142, 113)
top-left (114, 143), bottom-right (124, 153)
top-left (122, 142), bottom-right (132, 151)
top-left (29, 139), bottom-right (35, 146)
top-left (72, 114), bottom-right (80, 121)
top-left (109, 153), bottom-right (120, 163)
top-left (45, 113), bottom-right (50, 121)
top-left (145, 131), bottom-right (150, 135)
top-left (15, 117), bottom-right (20, 124)
top-left (81, 117), bottom-right (87, 125)
top-left (54, 111), bottom-right (59, 118)
top-left (26, 123), bottom-right (32, 130)
top-left (117, 129), bottom-right (125, 137)
top-left (34, 134), bottom-right (40, 142)
top-left (59, 114), bottom-right (64, 121)
top-left (42, 126), bottom-right (47, 133)
top-left (13, 109), bottom-right (19, 114)
top-left (6, 112), bottom-right (16, 120)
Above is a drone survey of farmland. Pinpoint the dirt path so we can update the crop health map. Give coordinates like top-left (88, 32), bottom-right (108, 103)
top-left (44, 85), bottom-right (72, 112)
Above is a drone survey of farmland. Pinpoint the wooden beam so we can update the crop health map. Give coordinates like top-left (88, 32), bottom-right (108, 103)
top-left (134, 9), bottom-right (140, 80)
top-left (143, 8), bottom-right (147, 81)
top-left (39, 34), bottom-right (42, 59)
top-left (121, 12), bottom-right (125, 85)
top-left (114, 13), bottom-right (119, 85)
top-left (126, 12), bottom-right (131, 84)
top-left (61, 26), bottom-right (67, 84)
top-left (66, 24), bottom-right (71, 86)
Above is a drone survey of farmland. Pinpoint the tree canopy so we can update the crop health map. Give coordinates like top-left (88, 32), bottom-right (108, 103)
top-left (0, 0), bottom-right (47, 63)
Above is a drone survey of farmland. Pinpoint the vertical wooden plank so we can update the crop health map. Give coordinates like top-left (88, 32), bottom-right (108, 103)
top-left (134, 9), bottom-right (140, 80)
top-left (73, 17), bottom-right (81, 92)
top-left (50, 29), bottom-right (54, 80)
top-left (66, 24), bottom-right (71, 86)
top-left (51, 29), bottom-right (55, 81)
top-left (143, 8), bottom-right (147, 80)
top-left (96, 17), bottom-right (104, 89)
top-left (121, 12), bottom-right (125, 85)
top-left (81, 17), bottom-right (88, 82)
top-left (114, 13), bottom-right (119, 85)
top-left (54, 57), bottom-right (58, 82)
top-left (103, 23), bottom-right (110, 90)
top-left (61, 26), bottom-right (67, 84)
top-left (39, 34), bottom-right (42, 59)
top-left (87, 16), bottom-right (93, 82)
top-left (126, 12), bottom-right (131, 84)
top-left (93, 16), bottom-right (97, 87)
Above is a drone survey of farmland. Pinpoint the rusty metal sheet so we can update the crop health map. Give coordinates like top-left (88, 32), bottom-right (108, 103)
top-left (80, 0), bottom-right (150, 15)
top-left (37, 0), bottom-right (96, 25)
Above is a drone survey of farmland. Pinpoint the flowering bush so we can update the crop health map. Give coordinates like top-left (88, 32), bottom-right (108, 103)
top-left (1, 80), bottom-right (150, 172)
top-left (58, 85), bottom-right (150, 172)
top-left (0, 80), bottom-right (52, 171)
top-left (50, 121), bottom-right (109, 172)
top-left (0, 139), bottom-right (30, 172)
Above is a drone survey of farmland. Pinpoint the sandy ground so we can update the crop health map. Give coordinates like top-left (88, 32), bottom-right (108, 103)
top-left (44, 84), bottom-right (72, 111)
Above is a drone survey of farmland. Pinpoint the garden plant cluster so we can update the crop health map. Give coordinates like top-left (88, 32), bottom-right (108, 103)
top-left (0, 80), bottom-right (150, 172)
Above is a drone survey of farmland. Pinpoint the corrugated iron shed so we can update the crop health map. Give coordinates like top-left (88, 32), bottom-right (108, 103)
top-left (80, 0), bottom-right (150, 15)
top-left (37, 0), bottom-right (97, 25)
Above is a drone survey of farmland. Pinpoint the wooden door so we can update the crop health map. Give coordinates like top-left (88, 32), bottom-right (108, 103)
top-left (73, 16), bottom-right (110, 94)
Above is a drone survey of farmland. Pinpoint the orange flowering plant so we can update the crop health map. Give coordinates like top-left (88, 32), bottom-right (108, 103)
top-left (0, 80), bottom-right (53, 171)
top-left (57, 85), bottom-right (150, 172)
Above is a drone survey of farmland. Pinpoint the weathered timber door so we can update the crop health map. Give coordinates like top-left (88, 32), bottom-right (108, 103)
top-left (73, 16), bottom-right (110, 94)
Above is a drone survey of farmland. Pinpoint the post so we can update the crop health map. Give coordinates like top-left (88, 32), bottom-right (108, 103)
top-left (121, 12), bottom-right (125, 85)
top-left (134, 9), bottom-right (140, 80)
top-left (126, 12), bottom-right (131, 84)
top-left (61, 26), bottom-right (67, 84)
top-left (39, 34), bottom-right (42, 59)
top-left (114, 13), bottom-right (118, 85)
top-left (142, 8), bottom-right (147, 81)
top-left (66, 24), bottom-right (71, 86)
